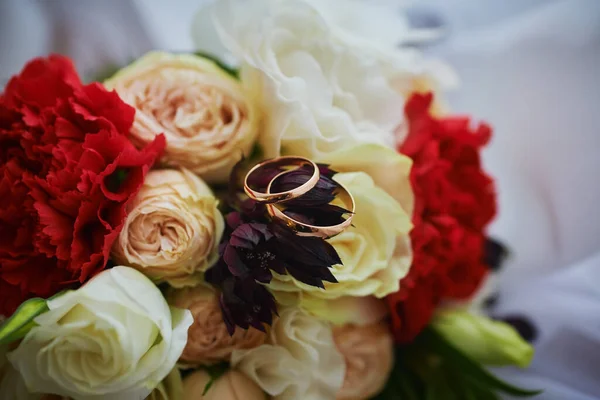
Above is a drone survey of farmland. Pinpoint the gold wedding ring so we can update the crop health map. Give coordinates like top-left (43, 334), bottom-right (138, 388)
top-left (244, 156), bottom-right (320, 204)
top-left (265, 170), bottom-right (355, 239)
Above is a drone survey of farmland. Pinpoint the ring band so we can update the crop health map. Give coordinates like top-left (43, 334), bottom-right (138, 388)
top-left (265, 172), bottom-right (355, 239)
top-left (244, 156), bottom-right (320, 204)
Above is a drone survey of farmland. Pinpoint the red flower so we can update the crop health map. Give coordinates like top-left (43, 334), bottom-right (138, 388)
top-left (0, 55), bottom-right (165, 316)
top-left (387, 93), bottom-right (496, 343)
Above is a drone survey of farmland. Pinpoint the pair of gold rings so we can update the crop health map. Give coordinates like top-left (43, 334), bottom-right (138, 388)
top-left (243, 156), bottom-right (354, 239)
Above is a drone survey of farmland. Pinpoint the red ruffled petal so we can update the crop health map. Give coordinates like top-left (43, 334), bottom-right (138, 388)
top-left (0, 56), bottom-right (164, 316)
top-left (387, 93), bottom-right (497, 343)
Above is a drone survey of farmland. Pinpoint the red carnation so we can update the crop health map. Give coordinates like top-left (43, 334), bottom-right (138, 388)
top-left (387, 93), bottom-right (497, 343)
top-left (0, 55), bottom-right (165, 316)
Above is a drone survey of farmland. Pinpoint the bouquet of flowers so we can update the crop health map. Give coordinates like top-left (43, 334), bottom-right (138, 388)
top-left (0, 0), bottom-right (541, 399)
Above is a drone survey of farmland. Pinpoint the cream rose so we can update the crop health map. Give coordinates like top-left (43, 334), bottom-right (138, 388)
top-left (196, 0), bottom-right (454, 159)
top-left (182, 370), bottom-right (265, 400)
top-left (268, 171), bottom-right (412, 309)
top-left (104, 51), bottom-right (259, 183)
top-left (112, 169), bottom-right (224, 287)
top-left (7, 267), bottom-right (193, 400)
top-left (168, 287), bottom-right (266, 366)
top-left (267, 143), bottom-right (413, 324)
top-left (333, 322), bottom-right (394, 400)
top-left (231, 308), bottom-right (345, 400)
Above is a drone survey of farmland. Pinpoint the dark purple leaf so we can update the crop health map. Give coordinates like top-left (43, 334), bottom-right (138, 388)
top-left (248, 223), bottom-right (274, 242)
top-left (226, 212), bottom-right (244, 230)
top-left (283, 203), bottom-right (352, 226)
top-left (317, 163), bottom-right (337, 178)
top-left (272, 223), bottom-right (342, 267)
top-left (271, 167), bottom-right (339, 207)
top-left (223, 245), bottom-right (250, 277)
top-left (229, 224), bottom-right (264, 249)
top-left (209, 160), bottom-right (348, 334)
top-left (246, 164), bottom-right (284, 191)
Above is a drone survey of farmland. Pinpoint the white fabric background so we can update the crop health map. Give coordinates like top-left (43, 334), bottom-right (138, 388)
top-left (0, 0), bottom-right (599, 398)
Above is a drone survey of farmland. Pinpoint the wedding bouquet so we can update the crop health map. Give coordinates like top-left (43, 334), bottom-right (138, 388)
top-left (0, 0), bottom-right (541, 399)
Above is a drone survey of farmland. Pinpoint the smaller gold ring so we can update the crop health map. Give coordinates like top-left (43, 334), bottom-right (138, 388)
top-left (244, 156), bottom-right (320, 204)
top-left (265, 172), bottom-right (355, 239)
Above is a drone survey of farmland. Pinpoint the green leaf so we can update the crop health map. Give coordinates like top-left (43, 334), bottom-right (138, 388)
top-left (194, 51), bottom-right (239, 79)
top-left (201, 362), bottom-right (229, 396)
top-left (0, 297), bottom-right (49, 345)
top-left (422, 327), bottom-right (542, 397)
top-left (371, 353), bottom-right (423, 400)
top-left (202, 379), bottom-right (215, 396)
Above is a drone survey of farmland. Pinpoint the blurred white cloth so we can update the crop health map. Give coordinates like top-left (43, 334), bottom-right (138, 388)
top-left (1, 0), bottom-right (599, 398)
top-left (420, 4), bottom-right (600, 398)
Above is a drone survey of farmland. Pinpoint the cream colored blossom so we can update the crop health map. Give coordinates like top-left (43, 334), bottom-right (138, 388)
top-left (182, 370), bottom-right (265, 400)
top-left (268, 171), bottom-right (412, 313)
top-left (334, 322), bottom-right (394, 400)
top-left (319, 143), bottom-right (414, 215)
top-left (112, 169), bottom-right (224, 287)
top-left (231, 308), bottom-right (345, 400)
top-left (194, 0), bottom-right (454, 160)
top-left (7, 267), bottom-right (193, 400)
top-left (168, 287), bottom-right (266, 366)
top-left (105, 51), bottom-right (259, 183)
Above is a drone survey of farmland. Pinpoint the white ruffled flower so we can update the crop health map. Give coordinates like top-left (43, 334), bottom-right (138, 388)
top-left (7, 267), bottom-right (193, 400)
top-left (194, 0), bottom-right (455, 159)
top-left (231, 308), bottom-right (345, 400)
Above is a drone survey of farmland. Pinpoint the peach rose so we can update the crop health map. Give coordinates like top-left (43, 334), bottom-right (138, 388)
top-left (104, 51), bottom-right (259, 183)
top-left (231, 308), bottom-right (345, 400)
top-left (112, 169), bottom-right (224, 287)
top-left (169, 287), bottom-right (266, 366)
top-left (334, 321), bottom-right (394, 400)
top-left (182, 370), bottom-right (265, 400)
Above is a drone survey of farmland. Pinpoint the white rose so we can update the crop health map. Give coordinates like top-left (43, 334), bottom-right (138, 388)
top-left (231, 308), bottom-right (345, 400)
top-left (1, 342), bottom-right (59, 400)
top-left (194, 0), bottom-right (455, 159)
top-left (7, 267), bottom-right (193, 400)
top-left (0, 364), bottom-right (43, 400)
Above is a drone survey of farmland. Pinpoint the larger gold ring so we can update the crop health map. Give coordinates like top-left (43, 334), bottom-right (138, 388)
top-left (244, 156), bottom-right (320, 204)
top-left (265, 171), bottom-right (355, 239)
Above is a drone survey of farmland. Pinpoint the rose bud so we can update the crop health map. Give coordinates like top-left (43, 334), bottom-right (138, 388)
top-left (432, 309), bottom-right (534, 368)
top-left (169, 287), bottom-right (266, 366)
top-left (104, 51), bottom-right (259, 183)
top-left (183, 370), bottom-right (265, 400)
top-left (333, 321), bottom-right (394, 400)
top-left (112, 169), bottom-right (224, 287)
